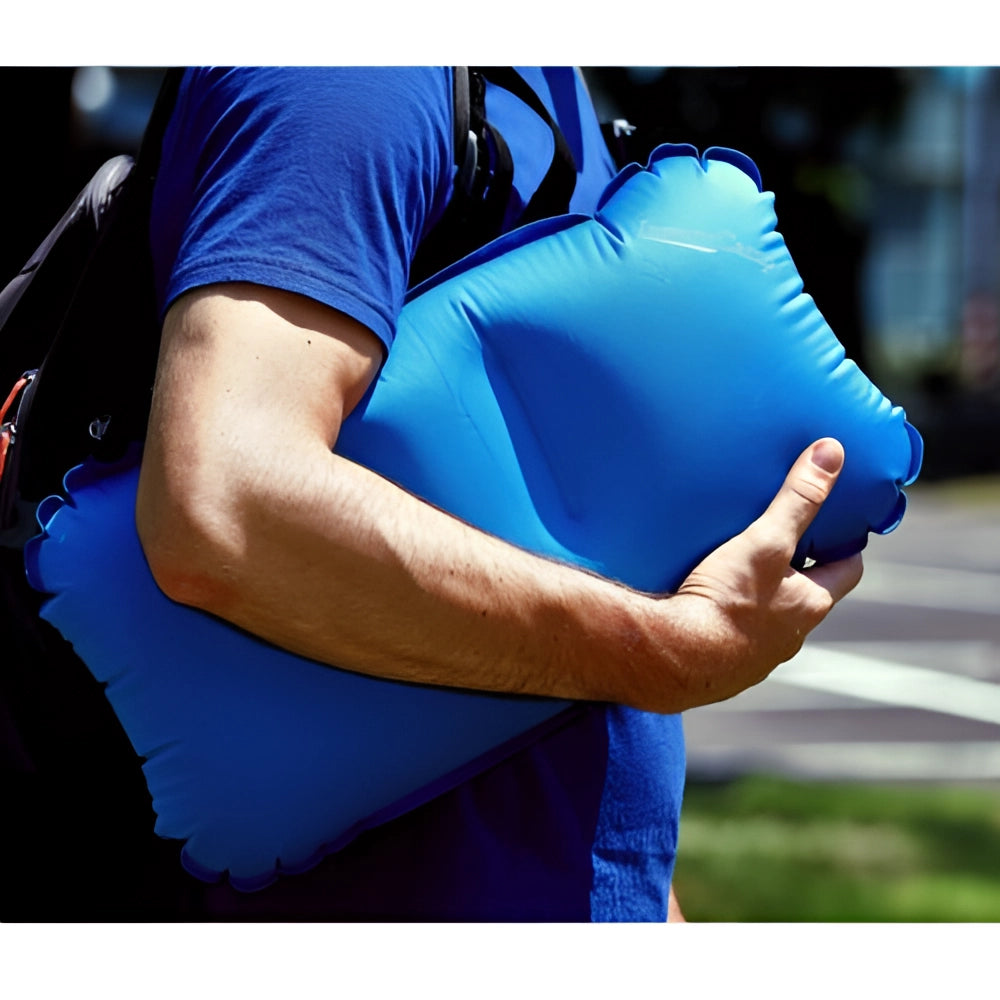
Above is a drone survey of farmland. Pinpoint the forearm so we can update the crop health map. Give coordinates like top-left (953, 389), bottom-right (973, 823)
top-left (139, 419), bottom-right (687, 712)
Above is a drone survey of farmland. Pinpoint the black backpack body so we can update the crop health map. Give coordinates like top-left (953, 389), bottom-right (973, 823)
top-left (0, 70), bottom-right (193, 920)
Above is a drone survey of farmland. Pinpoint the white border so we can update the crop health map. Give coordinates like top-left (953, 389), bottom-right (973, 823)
top-left (3, 922), bottom-right (998, 998)
top-left (5, 2), bottom-right (996, 67)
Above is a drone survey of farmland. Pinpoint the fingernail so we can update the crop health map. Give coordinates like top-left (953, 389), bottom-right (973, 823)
top-left (811, 439), bottom-right (843, 474)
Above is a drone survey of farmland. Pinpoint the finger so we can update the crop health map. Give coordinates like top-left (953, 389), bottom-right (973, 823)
top-left (805, 550), bottom-right (864, 603)
top-left (755, 438), bottom-right (845, 548)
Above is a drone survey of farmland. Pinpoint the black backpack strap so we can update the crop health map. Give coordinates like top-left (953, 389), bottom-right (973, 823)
top-left (409, 67), bottom-right (578, 287)
top-left (135, 68), bottom-right (185, 182)
top-left (451, 65), bottom-right (474, 193)
top-left (0, 68), bottom-right (185, 526)
top-left (410, 68), bottom-right (498, 286)
top-left (476, 67), bottom-right (578, 226)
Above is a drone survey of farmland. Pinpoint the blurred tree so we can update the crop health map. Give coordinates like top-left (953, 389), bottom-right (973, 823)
top-left (584, 67), bottom-right (907, 379)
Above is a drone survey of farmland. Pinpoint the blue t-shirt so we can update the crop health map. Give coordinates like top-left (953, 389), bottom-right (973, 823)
top-left (150, 66), bottom-right (685, 921)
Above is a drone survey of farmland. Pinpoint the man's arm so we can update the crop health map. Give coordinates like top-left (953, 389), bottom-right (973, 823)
top-left (136, 283), bottom-right (863, 715)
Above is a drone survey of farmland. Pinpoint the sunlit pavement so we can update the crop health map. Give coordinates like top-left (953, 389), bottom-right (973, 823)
top-left (683, 477), bottom-right (1000, 784)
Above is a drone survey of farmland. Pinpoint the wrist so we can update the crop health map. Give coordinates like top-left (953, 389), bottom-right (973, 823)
top-left (555, 579), bottom-right (689, 714)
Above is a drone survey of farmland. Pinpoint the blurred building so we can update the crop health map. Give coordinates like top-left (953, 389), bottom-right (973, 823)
top-left (856, 68), bottom-right (1000, 477)
top-left (588, 66), bottom-right (1000, 478)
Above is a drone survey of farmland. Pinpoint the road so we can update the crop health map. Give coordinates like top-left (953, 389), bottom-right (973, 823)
top-left (683, 475), bottom-right (1000, 784)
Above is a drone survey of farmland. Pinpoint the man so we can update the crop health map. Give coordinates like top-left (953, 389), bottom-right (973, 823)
top-left (135, 67), bottom-right (862, 920)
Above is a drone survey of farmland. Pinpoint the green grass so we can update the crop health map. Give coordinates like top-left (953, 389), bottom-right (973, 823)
top-left (672, 776), bottom-right (1000, 922)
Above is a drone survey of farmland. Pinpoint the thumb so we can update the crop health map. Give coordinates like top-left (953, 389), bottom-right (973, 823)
top-left (756, 438), bottom-right (845, 550)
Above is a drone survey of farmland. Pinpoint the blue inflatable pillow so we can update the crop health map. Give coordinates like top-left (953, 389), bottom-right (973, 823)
top-left (26, 144), bottom-right (922, 890)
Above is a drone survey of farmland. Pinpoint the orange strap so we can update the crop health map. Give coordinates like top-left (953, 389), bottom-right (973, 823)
top-left (0, 375), bottom-right (28, 425)
top-left (0, 374), bottom-right (30, 482)
top-left (0, 427), bottom-right (10, 479)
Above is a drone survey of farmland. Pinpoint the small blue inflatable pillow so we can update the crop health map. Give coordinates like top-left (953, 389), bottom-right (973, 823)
top-left (26, 144), bottom-right (922, 892)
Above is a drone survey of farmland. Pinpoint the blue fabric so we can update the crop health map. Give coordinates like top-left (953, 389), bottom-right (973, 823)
top-left (151, 67), bottom-right (455, 351)
top-left (196, 704), bottom-right (611, 921)
top-left (590, 708), bottom-right (685, 920)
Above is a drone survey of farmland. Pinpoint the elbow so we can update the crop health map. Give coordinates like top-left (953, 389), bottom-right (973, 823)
top-left (135, 466), bottom-right (242, 616)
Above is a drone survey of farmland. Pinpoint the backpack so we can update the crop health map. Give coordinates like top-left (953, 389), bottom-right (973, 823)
top-left (0, 66), bottom-right (604, 919)
top-left (0, 67), bottom-right (586, 533)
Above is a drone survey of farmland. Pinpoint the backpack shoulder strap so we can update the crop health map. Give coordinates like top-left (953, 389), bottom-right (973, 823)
top-left (0, 68), bottom-right (185, 539)
top-left (476, 67), bottom-right (578, 227)
top-left (409, 67), bottom-right (578, 287)
top-left (135, 68), bottom-right (185, 179)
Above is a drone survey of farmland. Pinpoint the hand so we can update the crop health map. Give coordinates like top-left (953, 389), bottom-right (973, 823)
top-left (653, 438), bottom-right (864, 710)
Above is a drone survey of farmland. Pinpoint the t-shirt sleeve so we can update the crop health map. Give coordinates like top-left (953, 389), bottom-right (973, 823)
top-left (150, 67), bottom-right (455, 353)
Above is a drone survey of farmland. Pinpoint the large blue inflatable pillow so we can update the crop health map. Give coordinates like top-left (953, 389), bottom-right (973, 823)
top-left (25, 144), bottom-right (922, 890)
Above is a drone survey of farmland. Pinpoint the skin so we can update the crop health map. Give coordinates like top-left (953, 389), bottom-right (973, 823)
top-left (135, 282), bottom-right (864, 912)
top-left (667, 884), bottom-right (685, 923)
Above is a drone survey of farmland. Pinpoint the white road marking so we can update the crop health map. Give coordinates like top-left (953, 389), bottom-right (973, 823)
top-left (700, 641), bottom-right (999, 714)
top-left (684, 552), bottom-right (1000, 781)
top-left (771, 646), bottom-right (1000, 727)
top-left (849, 560), bottom-right (1000, 616)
